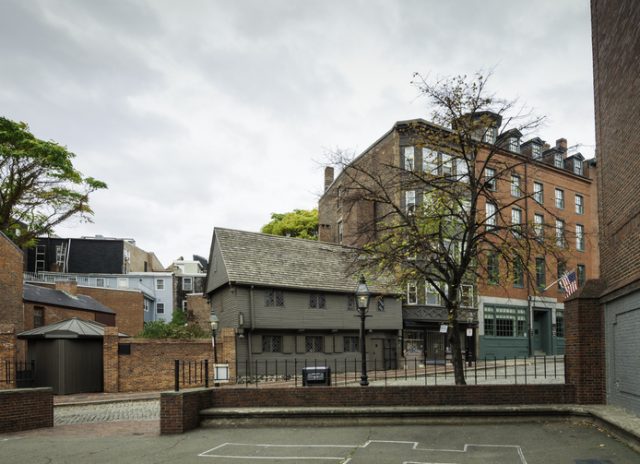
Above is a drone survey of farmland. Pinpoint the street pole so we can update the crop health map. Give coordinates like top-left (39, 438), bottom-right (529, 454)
top-left (359, 310), bottom-right (369, 386)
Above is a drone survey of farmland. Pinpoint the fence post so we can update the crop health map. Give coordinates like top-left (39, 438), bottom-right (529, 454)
top-left (174, 360), bottom-right (180, 392)
top-left (205, 360), bottom-right (209, 388)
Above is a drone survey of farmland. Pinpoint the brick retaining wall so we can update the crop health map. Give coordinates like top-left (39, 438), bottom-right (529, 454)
top-left (0, 388), bottom-right (53, 433)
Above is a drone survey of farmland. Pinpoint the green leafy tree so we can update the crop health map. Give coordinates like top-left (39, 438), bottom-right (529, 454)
top-left (0, 117), bottom-right (107, 247)
top-left (261, 208), bottom-right (318, 240)
top-left (331, 73), bottom-right (570, 385)
top-left (138, 309), bottom-right (209, 339)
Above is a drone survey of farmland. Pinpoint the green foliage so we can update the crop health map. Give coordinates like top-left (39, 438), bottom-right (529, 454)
top-left (261, 208), bottom-right (318, 240)
top-left (0, 117), bottom-right (107, 246)
top-left (138, 310), bottom-right (209, 339)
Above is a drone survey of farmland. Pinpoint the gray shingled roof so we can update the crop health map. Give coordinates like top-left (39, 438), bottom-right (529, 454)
top-left (213, 228), bottom-right (395, 294)
top-left (23, 284), bottom-right (115, 314)
top-left (17, 317), bottom-right (127, 339)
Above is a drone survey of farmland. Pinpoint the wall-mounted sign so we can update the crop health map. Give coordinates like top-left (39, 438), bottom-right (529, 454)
top-left (440, 324), bottom-right (448, 333)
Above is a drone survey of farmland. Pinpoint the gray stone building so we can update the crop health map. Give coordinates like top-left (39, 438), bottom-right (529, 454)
top-left (204, 228), bottom-right (403, 375)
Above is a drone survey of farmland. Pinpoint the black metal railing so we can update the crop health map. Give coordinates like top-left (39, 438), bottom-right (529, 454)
top-left (173, 359), bottom-right (211, 392)
top-left (2, 361), bottom-right (35, 388)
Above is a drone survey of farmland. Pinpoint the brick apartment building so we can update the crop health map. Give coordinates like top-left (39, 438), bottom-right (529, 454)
top-left (591, 0), bottom-right (640, 414)
top-left (0, 232), bottom-right (24, 329)
top-left (318, 118), bottom-right (598, 360)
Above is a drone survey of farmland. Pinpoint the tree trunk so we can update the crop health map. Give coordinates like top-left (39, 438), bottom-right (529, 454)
top-left (447, 309), bottom-right (466, 385)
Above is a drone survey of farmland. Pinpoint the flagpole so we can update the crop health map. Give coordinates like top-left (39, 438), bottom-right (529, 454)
top-left (543, 269), bottom-right (575, 292)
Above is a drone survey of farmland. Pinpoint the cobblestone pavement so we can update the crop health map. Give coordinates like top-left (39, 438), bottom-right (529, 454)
top-left (54, 400), bottom-right (159, 425)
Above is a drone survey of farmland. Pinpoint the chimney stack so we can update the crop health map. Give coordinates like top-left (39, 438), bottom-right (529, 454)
top-left (55, 280), bottom-right (78, 295)
top-left (324, 166), bottom-right (335, 192)
top-left (556, 138), bottom-right (568, 152)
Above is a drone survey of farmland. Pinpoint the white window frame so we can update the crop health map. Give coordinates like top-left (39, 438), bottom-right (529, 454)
top-left (575, 194), bottom-right (584, 215)
top-left (405, 190), bottom-right (416, 215)
top-left (156, 278), bottom-right (164, 290)
top-left (422, 148), bottom-right (438, 174)
top-left (425, 282), bottom-right (440, 306)
top-left (508, 137), bottom-right (520, 153)
top-left (460, 284), bottom-right (474, 308)
top-left (403, 146), bottom-right (415, 171)
top-left (511, 208), bottom-right (522, 235)
top-left (533, 182), bottom-right (544, 203)
top-left (534, 214), bottom-right (544, 239)
top-left (485, 167), bottom-right (497, 191)
top-left (555, 188), bottom-right (564, 209)
top-left (441, 153), bottom-right (453, 177)
top-left (407, 282), bottom-right (418, 305)
top-left (576, 224), bottom-right (585, 251)
top-left (574, 159), bottom-right (583, 175)
top-left (556, 219), bottom-right (565, 248)
top-left (456, 158), bottom-right (469, 182)
top-left (511, 174), bottom-right (521, 197)
top-left (486, 202), bottom-right (497, 231)
top-left (554, 153), bottom-right (564, 168)
top-left (532, 144), bottom-right (542, 159)
top-left (483, 127), bottom-right (496, 144)
top-left (183, 277), bottom-right (193, 292)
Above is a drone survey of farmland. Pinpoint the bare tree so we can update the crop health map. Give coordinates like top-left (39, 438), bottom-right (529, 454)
top-left (328, 72), bottom-right (573, 385)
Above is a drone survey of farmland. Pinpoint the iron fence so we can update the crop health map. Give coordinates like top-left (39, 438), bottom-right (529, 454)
top-left (174, 359), bottom-right (210, 391)
top-left (2, 361), bottom-right (35, 388)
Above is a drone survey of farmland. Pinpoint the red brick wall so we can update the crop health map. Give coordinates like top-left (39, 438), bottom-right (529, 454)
top-left (23, 302), bottom-right (108, 330)
top-left (0, 388), bottom-right (53, 433)
top-left (160, 388), bottom-right (213, 434)
top-left (77, 286), bottom-right (144, 336)
top-left (0, 324), bottom-right (17, 390)
top-left (0, 234), bottom-right (24, 330)
top-left (564, 279), bottom-right (606, 404)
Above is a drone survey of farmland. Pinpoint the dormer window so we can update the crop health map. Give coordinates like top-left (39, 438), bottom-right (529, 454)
top-left (508, 137), bottom-right (520, 153)
top-left (554, 153), bottom-right (564, 168)
top-left (573, 159), bottom-right (583, 175)
top-left (483, 127), bottom-right (496, 144)
top-left (532, 144), bottom-right (542, 159)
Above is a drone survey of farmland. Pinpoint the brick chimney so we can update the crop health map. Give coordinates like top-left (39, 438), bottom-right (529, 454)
top-left (556, 138), bottom-right (568, 152)
top-left (55, 280), bottom-right (78, 295)
top-left (324, 166), bottom-right (335, 192)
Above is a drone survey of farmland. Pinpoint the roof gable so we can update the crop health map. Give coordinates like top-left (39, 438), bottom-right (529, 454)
top-left (23, 284), bottom-right (115, 314)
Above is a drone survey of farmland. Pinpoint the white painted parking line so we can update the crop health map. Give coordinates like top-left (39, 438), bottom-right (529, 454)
top-left (198, 439), bottom-right (527, 463)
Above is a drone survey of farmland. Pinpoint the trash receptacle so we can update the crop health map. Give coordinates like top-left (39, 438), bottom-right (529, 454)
top-left (302, 366), bottom-right (331, 386)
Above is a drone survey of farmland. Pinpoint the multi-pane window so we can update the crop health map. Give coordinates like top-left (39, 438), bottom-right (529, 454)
top-left (557, 261), bottom-right (567, 291)
top-left (534, 214), bottom-right (544, 240)
top-left (556, 310), bottom-right (565, 338)
top-left (577, 264), bottom-right (586, 286)
top-left (347, 295), bottom-right (355, 311)
top-left (376, 297), bottom-right (385, 312)
top-left (156, 279), bottom-right (164, 290)
top-left (344, 336), bottom-right (359, 352)
top-left (33, 307), bottom-right (44, 328)
top-left (403, 146), bottom-right (415, 171)
top-left (422, 148), bottom-right (438, 174)
top-left (457, 158), bottom-right (469, 182)
top-left (55, 245), bottom-right (65, 267)
top-left (508, 137), bottom-right (520, 153)
top-left (555, 219), bottom-right (565, 247)
top-left (574, 159), bottom-right (583, 175)
top-left (183, 277), bottom-right (193, 292)
top-left (533, 181), bottom-right (544, 203)
top-left (425, 282), bottom-right (440, 305)
top-left (157, 303), bottom-right (165, 314)
top-left (405, 190), bottom-right (416, 215)
top-left (265, 289), bottom-right (285, 307)
top-left (305, 336), bottom-right (323, 353)
top-left (441, 153), bottom-right (453, 177)
top-left (532, 144), bottom-right (542, 159)
top-left (554, 153), bottom-right (564, 168)
top-left (511, 208), bottom-right (522, 236)
top-left (96, 278), bottom-right (105, 288)
top-left (536, 257), bottom-right (546, 289)
top-left (309, 294), bottom-right (326, 309)
top-left (485, 202), bottom-right (497, 231)
top-left (513, 258), bottom-right (524, 288)
top-left (511, 174), bottom-right (521, 197)
top-left (485, 167), bottom-right (497, 191)
top-left (460, 285), bottom-right (474, 307)
top-left (484, 306), bottom-right (527, 337)
top-left (262, 335), bottom-right (283, 353)
top-left (576, 224), bottom-right (585, 251)
top-left (406, 282), bottom-right (418, 305)
top-left (555, 188), bottom-right (565, 209)
top-left (575, 194), bottom-right (584, 215)
top-left (487, 252), bottom-right (499, 285)
top-left (483, 127), bottom-right (496, 144)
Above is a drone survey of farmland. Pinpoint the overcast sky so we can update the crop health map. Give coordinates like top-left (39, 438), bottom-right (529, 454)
top-left (0, 0), bottom-right (594, 267)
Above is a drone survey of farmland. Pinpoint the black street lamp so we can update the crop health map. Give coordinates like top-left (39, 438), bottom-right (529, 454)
top-left (355, 275), bottom-right (371, 387)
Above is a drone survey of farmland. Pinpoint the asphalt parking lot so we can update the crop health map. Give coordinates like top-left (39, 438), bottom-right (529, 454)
top-left (2, 419), bottom-right (639, 463)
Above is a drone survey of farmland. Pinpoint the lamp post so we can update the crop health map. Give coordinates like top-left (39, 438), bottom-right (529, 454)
top-left (355, 275), bottom-right (371, 387)
top-left (210, 313), bottom-right (219, 365)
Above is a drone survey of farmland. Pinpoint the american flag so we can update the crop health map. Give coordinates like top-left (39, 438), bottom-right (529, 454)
top-left (559, 270), bottom-right (578, 297)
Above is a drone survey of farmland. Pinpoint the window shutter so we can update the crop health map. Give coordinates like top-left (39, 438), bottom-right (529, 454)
top-left (334, 336), bottom-right (344, 353)
top-left (324, 336), bottom-right (334, 353)
top-left (283, 335), bottom-right (294, 354)
top-left (251, 334), bottom-right (262, 354)
top-left (296, 335), bottom-right (305, 353)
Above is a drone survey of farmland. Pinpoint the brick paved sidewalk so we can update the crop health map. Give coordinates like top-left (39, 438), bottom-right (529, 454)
top-left (54, 390), bottom-right (161, 406)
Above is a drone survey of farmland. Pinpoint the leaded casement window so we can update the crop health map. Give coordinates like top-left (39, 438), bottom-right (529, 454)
top-left (403, 146), bottom-right (415, 171)
top-left (534, 213), bottom-right (544, 240)
top-left (577, 264), bottom-right (586, 286)
top-left (425, 282), bottom-right (440, 305)
top-left (406, 282), bottom-right (418, 305)
top-left (533, 181), bottom-right (544, 203)
top-left (305, 336), bottom-right (323, 353)
top-left (536, 257), bottom-right (546, 289)
top-left (555, 219), bottom-right (565, 248)
top-left (309, 293), bottom-right (326, 309)
top-left (484, 306), bottom-right (527, 337)
top-left (460, 285), bottom-right (474, 308)
top-left (513, 258), bottom-right (524, 288)
top-left (485, 167), bottom-right (497, 191)
top-left (575, 194), bottom-right (584, 215)
top-left (422, 148), bottom-right (438, 174)
top-left (262, 335), bottom-right (283, 353)
top-left (555, 188), bottom-right (565, 209)
top-left (344, 336), bottom-right (359, 352)
top-left (405, 190), bottom-right (416, 215)
top-left (574, 159), bottom-right (583, 175)
top-left (556, 310), bottom-right (565, 338)
top-left (376, 297), bottom-right (385, 312)
top-left (554, 153), bottom-right (564, 168)
top-left (557, 260), bottom-right (567, 291)
top-left (265, 289), bottom-right (285, 307)
top-left (183, 277), bottom-right (193, 292)
top-left (576, 224), bottom-right (585, 251)
top-left (485, 202), bottom-right (497, 231)
top-left (511, 174), bottom-right (521, 197)
top-left (487, 252), bottom-right (499, 285)
top-left (347, 295), bottom-right (355, 311)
